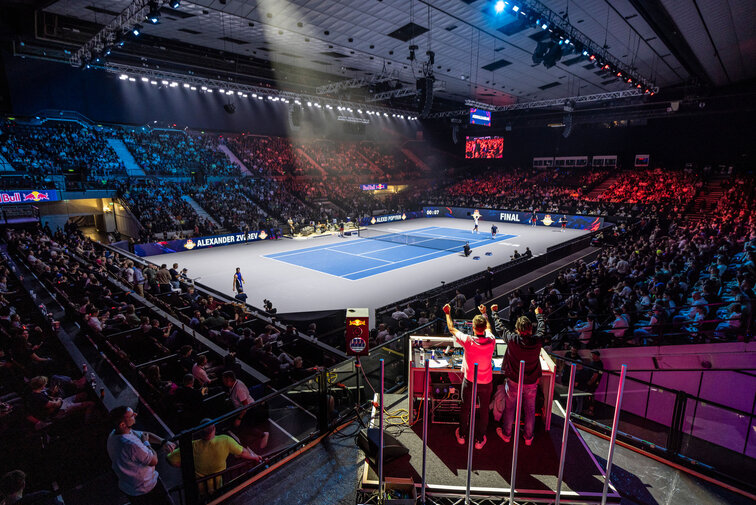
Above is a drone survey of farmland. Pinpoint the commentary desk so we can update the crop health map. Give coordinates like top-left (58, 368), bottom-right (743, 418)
top-left (408, 335), bottom-right (556, 430)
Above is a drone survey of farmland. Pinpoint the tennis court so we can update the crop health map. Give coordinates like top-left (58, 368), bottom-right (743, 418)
top-left (264, 226), bottom-right (516, 280)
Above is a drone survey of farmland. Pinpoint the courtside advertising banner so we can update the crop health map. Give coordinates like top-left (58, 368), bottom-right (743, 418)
top-left (0, 189), bottom-right (60, 204)
top-left (358, 210), bottom-right (425, 227)
top-left (421, 206), bottom-right (605, 231)
top-left (134, 230), bottom-right (271, 257)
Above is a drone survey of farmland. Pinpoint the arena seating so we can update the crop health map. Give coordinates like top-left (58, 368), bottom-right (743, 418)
top-left (121, 129), bottom-right (240, 176)
top-left (0, 121), bottom-right (125, 178)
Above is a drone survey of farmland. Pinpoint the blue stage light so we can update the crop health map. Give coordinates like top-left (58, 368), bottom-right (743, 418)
top-left (494, 1), bottom-right (506, 13)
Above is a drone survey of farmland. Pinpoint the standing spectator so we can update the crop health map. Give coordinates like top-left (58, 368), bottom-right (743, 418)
top-left (443, 303), bottom-right (495, 450)
top-left (106, 406), bottom-right (176, 505)
top-left (156, 264), bottom-right (172, 293)
top-left (492, 304), bottom-right (546, 446)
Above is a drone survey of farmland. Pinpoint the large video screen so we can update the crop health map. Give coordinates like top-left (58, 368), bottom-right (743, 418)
top-left (465, 136), bottom-right (503, 159)
top-left (469, 108), bottom-right (491, 127)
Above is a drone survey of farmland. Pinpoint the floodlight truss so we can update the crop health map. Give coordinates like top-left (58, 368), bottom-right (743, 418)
top-left (426, 89), bottom-right (647, 118)
top-left (70, 0), bottom-right (159, 65)
top-left (365, 80), bottom-right (446, 102)
top-left (515, 0), bottom-right (655, 89)
top-left (102, 62), bottom-right (417, 117)
top-left (315, 70), bottom-right (399, 95)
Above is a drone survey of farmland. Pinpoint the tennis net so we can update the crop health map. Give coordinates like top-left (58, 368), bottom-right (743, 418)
top-left (358, 228), bottom-right (468, 252)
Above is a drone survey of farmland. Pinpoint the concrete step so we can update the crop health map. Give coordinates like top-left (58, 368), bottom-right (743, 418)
top-left (106, 138), bottom-right (145, 176)
top-left (218, 144), bottom-right (252, 175)
top-left (181, 195), bottom-right (220, 228)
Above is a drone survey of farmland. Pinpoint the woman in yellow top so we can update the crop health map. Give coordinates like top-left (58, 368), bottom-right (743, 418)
top-left (167, 420), bottom-right (261, 496)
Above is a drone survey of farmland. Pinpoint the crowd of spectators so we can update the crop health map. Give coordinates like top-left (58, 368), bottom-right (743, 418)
top-left (531, 185), bottom-right (755, 350)
top-left (298, 141), bottom-right (377, 178)
top-left (117, 180), bottom-right (217, 241)
top-left (423, 167), bottom-right (698, 219)
top-left (122, 130), bottom-right (240, 176)
top-left (225, 135), bottom-right (308, 176)
top-left (0, 121), bottom-right (124, 178)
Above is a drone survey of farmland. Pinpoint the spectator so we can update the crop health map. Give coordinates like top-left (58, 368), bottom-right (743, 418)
top-left (167, 420), bottom-right (261, 496)
top-left (106, 406), bottom-right (176, 505)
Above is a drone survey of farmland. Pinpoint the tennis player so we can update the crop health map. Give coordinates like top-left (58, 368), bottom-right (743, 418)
top-left (491, 224), bottom-right (498, 239)
top-left (472, 210), bottom-right (481, 234)
top-left (232, 267), bottom-right (245, 294)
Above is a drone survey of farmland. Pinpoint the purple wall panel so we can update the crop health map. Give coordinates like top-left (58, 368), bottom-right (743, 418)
top-left (685, 402), bottom-right (749, 453)
top-left (649, 371), bottom-right (701, 396)
top-left (699, 371), bottom-right (756, 413)
top-left (746, 420), bottom-right (756, 459)
top-left (646, 388), bottom-right (677, 427)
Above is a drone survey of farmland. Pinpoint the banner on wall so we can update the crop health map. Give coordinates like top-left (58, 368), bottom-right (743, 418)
top-left (358, 210), bottom-right (425, 227)
top-left (134, 230), bottom-right (272, 257)
top-left (0, 189), bottom-right (60, 205)
top-left (420, 206), bottom-right (605, 231)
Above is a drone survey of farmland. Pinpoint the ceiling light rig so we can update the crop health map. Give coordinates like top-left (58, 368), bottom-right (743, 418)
top-left (495, 1), bottom-right (657, 94)
top-left (105, 62), bottom-right (418, 119)
top-left (71, 0), bottom-right (180, 67)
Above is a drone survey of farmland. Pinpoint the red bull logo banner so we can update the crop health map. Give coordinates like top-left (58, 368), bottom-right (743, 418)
top-left (0, 189), bottom-right (59, 205)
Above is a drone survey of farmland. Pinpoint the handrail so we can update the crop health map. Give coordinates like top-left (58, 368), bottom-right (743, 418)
top-left (549, 352), bottom-right (755, 418)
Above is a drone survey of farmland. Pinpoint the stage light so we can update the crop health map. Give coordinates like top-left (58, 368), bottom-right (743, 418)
top-left (170, 0), bottom-right (180, 8)
top-left (494, 1), bottom-right (506, 14)
top-left (129, 77), bottom-right (136, 82)
top-left (141, 77), bottom-right (149, 82)
top-left (201, 86), bottom-right (207, 90)
top-left (512, 5), bottom-right (520, 12)
top-left (170, 82), bottom-right (178, 87)
top-left (150, 80), bottom-right (158, 85)
top-left (541, 23), bottom-right (548, 30)
top-left (162, 80), bottom-right (169, 85)
top-left (190, 86), bottom-right (196, 90)
top-left (307, 101), bottom-right (312, 106)
top-left (183, 83), bottom-right (190, 88)
top-left (268, 96), bottom-right (273, 100)
top-left (147, 2), bottom-right (160, 24)
top-left (358, 109), bottom-right (362, 113)
top-left (119, 74), bottom-right (128, 80)
top-left (219, 88), bottom-right (225, 92)
top-left (589, 54), bottom-right (595, 60)
top-left (616, 71), bottom-right (622, 77)
top-left (627, 78), bottom-right (632, 83)
top-left (132, 24), bottom-right (142, 36)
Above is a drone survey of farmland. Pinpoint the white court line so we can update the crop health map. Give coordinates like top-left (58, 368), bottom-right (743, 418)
top-left (263, 255), bottom-right (346, 280)
top-left (341, 246), bottom-right (452, 279)
top-left (323, 246), bottom-right (392, 262)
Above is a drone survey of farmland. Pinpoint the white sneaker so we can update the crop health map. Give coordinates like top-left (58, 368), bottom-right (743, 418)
top-left (496, 427), bottom-right (511, 442)
top-left (455, 427), bottom-right (465, 445)
top-left (474, 436), bottom-right (487, 450)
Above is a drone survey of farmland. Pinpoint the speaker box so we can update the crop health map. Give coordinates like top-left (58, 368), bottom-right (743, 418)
top-left (357, 428), bottom-right (409, 464)
top-left (416, 77), bottom-right (434, 118)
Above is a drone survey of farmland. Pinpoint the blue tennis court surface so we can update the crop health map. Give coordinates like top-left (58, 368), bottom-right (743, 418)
top-left (264, 226), bottom-right (516, 280)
